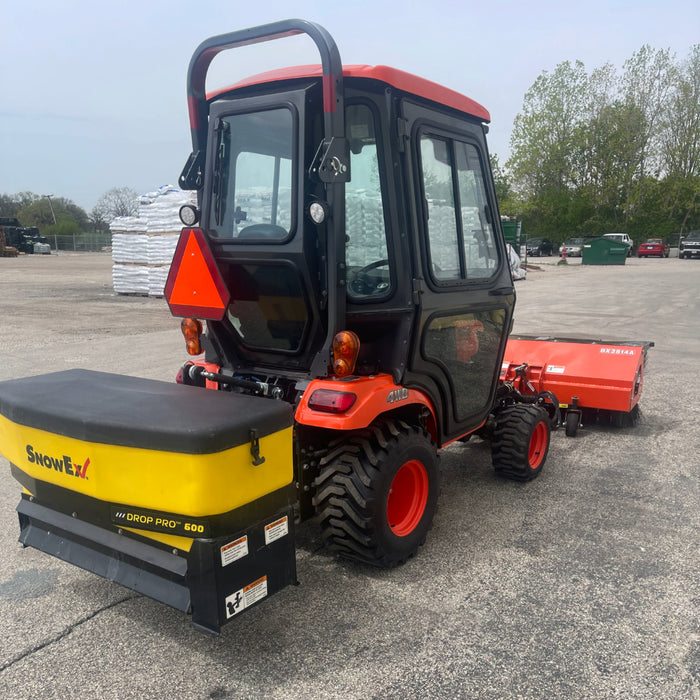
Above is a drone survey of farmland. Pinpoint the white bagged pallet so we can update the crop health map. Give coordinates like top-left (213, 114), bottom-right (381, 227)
top-left (112, 264), bottom-right (149, 295)
top-left (111, 186), bottom-right (191, 295)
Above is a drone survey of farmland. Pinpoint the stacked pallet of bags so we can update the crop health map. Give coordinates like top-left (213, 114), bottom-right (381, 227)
top-left (111, 215), bottom-right (149, 294)
top-left (111, 186), bottom-right (196, 296)
top-left (346, 190), bottom-right (387, 268)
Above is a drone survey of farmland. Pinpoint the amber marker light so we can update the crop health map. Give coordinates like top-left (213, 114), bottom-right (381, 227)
top-left (332, 330), bottom-right (360, 377)
top-left (181, 317), bottom-right (203, 355)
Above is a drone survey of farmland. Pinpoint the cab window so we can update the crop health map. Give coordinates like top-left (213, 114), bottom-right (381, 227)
top-left (209, 107), bottom-right (294, 240)
top-left (420, 134), bottom-right (498, 282)
top-left (345, 103), bottom-right (392, 299)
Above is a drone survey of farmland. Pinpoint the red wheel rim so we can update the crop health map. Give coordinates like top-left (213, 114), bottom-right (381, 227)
top-left (387, 459), bottom-right (429, 536)
top-left (528, 421), bottom-right (548, 469)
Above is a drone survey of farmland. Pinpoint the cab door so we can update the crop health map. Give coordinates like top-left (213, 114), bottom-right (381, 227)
top-left (400, 100), bottom-right (515, 443)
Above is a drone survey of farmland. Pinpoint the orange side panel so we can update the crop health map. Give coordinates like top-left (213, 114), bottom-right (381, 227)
top-left (295, 374), bottom-right (436, 432)
top-left (502, 336), bottom-right (652, 412)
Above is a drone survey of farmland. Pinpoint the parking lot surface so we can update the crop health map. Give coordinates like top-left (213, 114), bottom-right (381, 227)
top-left (0, 252), bottom-right (698, 699)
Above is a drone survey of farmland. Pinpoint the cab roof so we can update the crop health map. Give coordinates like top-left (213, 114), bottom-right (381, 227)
top-left (208, 64), bottom-right (490, 123)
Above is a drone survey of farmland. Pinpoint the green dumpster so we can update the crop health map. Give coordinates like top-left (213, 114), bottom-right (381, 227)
top-left (582, 237), bottom-right (628, 265)
top-left (502, 220), bottom-right (522, 252)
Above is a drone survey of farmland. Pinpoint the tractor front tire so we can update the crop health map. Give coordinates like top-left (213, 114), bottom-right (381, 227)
top-left (312, 420), bottom-right (439, 568)
top-left (492, 405), bottom-right (550, 481)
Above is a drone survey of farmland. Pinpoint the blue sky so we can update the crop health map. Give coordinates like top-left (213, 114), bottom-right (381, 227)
top-left (1, 0), bottom-right (698, 212)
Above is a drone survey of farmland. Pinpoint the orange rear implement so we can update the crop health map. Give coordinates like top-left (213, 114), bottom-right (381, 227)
top-left (502, 335), bottom-right (654, 436)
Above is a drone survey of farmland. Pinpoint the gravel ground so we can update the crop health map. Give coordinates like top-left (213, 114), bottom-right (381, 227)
top-left (0, 251), bottom-right (697, 699)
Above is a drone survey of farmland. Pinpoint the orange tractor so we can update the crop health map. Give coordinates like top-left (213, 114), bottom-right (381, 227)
top-left (0, 20), bottom-right (651, 633)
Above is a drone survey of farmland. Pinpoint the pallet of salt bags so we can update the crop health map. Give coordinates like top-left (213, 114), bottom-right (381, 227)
top-left (112, 263), bottom-right (150, 295)
top-left (147, 265), bottom-right (171, 297)
top-left (112, 234), bottom-right (149, 264)
top-left (146, 233), bottom-right (179, 266)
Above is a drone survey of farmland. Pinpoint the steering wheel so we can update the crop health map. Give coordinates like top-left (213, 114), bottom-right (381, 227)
top-left (349, 259), bottom-right (390, 296)
top-left (237, 223), bottom-right (288, 239)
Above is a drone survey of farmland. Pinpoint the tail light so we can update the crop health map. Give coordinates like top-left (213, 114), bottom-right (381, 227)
top-left (308, 389), bottom-right (357, 413)
top-left (181, 318), bottom-right (203, 355)
top-left (332, 330), bottom-right (360, 377)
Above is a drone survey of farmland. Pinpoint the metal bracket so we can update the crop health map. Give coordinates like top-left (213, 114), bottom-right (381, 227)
top-left (179, 150), bottom-right (205, 190)
top-left (309, 138), bottom-right (351, 183)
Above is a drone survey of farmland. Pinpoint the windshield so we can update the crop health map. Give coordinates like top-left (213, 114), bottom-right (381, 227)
top-left (686, 231), bottom-right (700, 241)
top-left (209, 107), bottom-right (294, 240)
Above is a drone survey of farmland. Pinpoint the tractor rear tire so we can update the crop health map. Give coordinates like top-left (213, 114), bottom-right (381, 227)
top-left (312, 419), bottom-right (439, 568)
top-left (491, 405), bottom-right (550, 481)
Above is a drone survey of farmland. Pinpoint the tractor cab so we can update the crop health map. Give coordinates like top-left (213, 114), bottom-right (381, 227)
top-left (170, 21), bottom-right (515, 447)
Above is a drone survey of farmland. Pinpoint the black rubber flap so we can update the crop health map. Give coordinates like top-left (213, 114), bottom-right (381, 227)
top-left (0, 369), bottom-right (293, 454)
top-left (18, 498), bottom-right (191, 612)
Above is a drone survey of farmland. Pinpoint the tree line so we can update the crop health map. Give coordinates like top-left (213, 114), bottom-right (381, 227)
top-left (0, 188), bottom-right (139, 236)
top-left (495, 44), bottom-right (700, 246)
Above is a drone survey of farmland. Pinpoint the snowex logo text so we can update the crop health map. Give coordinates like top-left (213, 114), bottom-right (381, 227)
top-left (25, 444), bottom-right (90, 479)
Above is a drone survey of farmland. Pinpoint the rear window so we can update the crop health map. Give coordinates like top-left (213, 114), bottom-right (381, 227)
top-left (209, 107), bottom-right (294, 241)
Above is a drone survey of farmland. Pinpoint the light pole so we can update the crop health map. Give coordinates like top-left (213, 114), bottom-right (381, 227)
top-left (43, 194), bottom-right (57, 251)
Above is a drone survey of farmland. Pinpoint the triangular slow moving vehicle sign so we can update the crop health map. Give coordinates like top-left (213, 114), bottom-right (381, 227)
top-left (165, 229), bottom-right (230, 320)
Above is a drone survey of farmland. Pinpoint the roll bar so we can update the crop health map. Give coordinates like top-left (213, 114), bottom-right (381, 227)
top-left (180, 19), bottom-right (348, 189)
top-left (179, 19), bottom-right (350, 377)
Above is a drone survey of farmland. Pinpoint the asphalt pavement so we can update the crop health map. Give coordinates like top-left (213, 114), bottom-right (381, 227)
top-left (0, 252), bottom-right (698, 699)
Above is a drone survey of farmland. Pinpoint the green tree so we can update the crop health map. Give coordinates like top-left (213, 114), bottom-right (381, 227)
top-left (661, 44), bottom-right (700, 179)
top-left (0, 194), bottom-right (20, 219)
top-left (17, 196), bottom-right (88, 234)
top-left (621, 46), bottom-right (675, 180)
top-left (489, 154), bottom-right (512, 210)
top-left (505, 45), bottom-right (700, 241)
top-left (508, 60), bottom-right (588, 200)
top-left (0, 192), bottom-right (40, 219)
top-left (17, 198), bottom-right (56, 227)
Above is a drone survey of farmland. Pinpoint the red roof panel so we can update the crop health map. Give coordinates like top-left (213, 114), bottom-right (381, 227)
top-left (209, 64), bottom-right (490, 122)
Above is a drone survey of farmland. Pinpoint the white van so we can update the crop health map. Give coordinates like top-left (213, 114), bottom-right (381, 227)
top-left (603, 233), bottom-right (633, 256)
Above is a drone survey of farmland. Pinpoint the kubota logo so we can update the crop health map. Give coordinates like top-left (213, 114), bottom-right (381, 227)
top-left (25, 444), bottom-right (90, 479)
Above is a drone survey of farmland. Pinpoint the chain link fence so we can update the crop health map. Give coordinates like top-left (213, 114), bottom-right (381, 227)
top-left (52, 233), bottom-right (112, 252)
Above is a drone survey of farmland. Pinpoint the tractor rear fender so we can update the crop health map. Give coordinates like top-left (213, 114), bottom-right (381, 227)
top-left (295, 374), bottom-right (436, 439)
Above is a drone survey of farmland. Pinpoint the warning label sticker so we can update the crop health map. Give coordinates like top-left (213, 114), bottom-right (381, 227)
top-left (225, 576), bottom-right (268, 618)
top-left (264, 516), bottom-right (289, 545)
top-left (220, 536), bottom-right (248, 567)
top-left (546, 365), bottom-right (566, 374)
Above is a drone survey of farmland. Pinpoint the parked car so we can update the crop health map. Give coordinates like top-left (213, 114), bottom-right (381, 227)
top-left (603, 233), bottom-right (634, 256)
top-left (679, 230), bottom-right (700, 259)
top-left (559, 237), bottom-right (586, 257)
top-left (525, 237), bottom-right (554, 256)
top-left (637, 238), bottom-right (670, 258)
